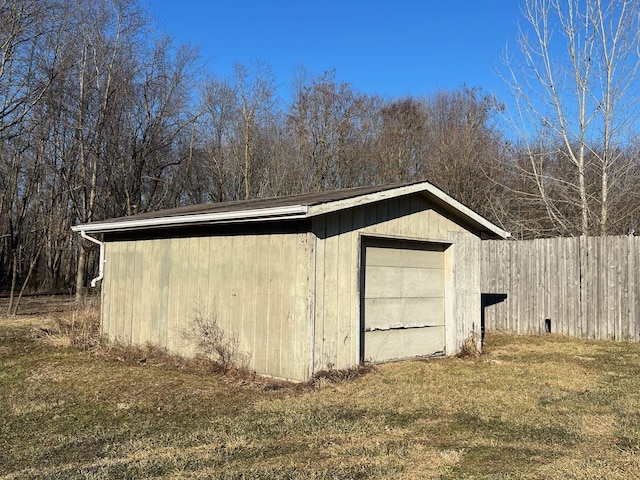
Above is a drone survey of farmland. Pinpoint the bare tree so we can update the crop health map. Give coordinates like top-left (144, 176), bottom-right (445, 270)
top-left (369, 89), bottom-right (507, 222)
top-left (45, 0), bottom-right (148, 300)
top-left (0, 0), bottom-right (64, 311)
top-left (195, 64), bottom-right (280, 202)
top-left (0, 0), bottom-right (204, 298)
top-left (234, 62), bottom-right (278, 199)
top-left (423, 88), bottom-right (506, 218)
top-left (375, 97), bottom-right (429, 183)
top-left (0, 0), bottom-right (52, 137)
top-left (287, 70), bottom-right (371, 192)
top-left (503, 0), bottom-right (640, 235)
top-left (109, 38), bottom-right (200, 217)
top-left (197, 77), bottom-right (240, 202)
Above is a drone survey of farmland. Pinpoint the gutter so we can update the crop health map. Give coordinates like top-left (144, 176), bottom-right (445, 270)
top-left (73, 205), bottom-right (310, 233)
top-left (76, 230), bottom-right (105, 287)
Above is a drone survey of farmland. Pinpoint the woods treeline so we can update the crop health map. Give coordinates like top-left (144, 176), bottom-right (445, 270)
top-left (3, 0), bottom-right (640, 307)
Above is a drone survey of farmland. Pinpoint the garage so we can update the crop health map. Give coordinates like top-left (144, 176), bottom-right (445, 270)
top-left (72, 180), bottom-right (509, 381)
top-left (361, 238), bottom-right (447, 363)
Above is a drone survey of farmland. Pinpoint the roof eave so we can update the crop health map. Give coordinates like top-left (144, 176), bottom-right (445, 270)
top-left (71, 205), bottom-right (310, 233)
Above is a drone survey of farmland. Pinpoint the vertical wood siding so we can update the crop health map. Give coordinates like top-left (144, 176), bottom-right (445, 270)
top-left (102, 193), bottom-right (485, 380)
top-left (102, 229), bottom-right (313, 381)
top-left (312, 194), bottom-right (482, 372)
top-left (481, 236), bottom-right (640, 341)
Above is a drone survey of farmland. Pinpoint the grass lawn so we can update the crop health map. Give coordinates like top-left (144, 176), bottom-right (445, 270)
top-left (2, 304), bottom-right (640, 479)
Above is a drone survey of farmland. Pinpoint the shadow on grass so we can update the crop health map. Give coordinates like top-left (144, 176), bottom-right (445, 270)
top-left (433, 412), bottom-right (575, 475)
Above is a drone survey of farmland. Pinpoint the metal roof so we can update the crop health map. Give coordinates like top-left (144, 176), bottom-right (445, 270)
top-left (72, 181), bottom-right (510, 239)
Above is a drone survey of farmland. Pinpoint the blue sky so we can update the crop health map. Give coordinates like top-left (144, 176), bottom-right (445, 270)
top-left (146, 1), bottom-right (523, 104)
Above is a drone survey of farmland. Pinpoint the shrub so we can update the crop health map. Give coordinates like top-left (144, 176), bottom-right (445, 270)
top-left (183, 305), bottom-right (250, 373)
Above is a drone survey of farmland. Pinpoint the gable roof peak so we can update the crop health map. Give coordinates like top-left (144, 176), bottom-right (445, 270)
top-left (72, 180), bottom-right (510, 239)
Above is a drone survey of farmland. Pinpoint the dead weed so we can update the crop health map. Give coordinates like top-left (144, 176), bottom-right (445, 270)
top-left (34, 299), bottom-right (100, 350)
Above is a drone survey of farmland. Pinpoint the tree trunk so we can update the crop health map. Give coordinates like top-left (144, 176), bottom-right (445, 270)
top-left (7, 250), bottom-right (18, 316)
top-left (75, 244), bottom-right (87, 302)
top-left (11, 246), bottom-right (41, 316)
top-left (244, 130), bottom-right (250, 200)
top-left (600, 165), bottom-right (608, 236)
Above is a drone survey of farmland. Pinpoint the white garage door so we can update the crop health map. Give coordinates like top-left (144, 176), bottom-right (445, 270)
top-left (361, 240), bottom-right (445, 362)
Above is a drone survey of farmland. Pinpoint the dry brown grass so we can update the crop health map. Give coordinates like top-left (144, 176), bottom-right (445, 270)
top-left (309, 362), bottom-right (377, 387)
top-left (34, 298), bottom-right (101, 349)
top-left (3, 307), bottom-right (640, 479)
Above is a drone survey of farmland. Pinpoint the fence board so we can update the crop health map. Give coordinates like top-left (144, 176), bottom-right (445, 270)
top-left (481, 236), bottom-right (640, 342)
top-left (630, 236), bottom-right (638, 339)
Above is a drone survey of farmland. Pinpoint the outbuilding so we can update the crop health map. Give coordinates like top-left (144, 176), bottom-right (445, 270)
top-left (72, 181), bottom-right (509, 381)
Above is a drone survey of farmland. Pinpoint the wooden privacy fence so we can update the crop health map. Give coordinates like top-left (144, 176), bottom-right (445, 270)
top-left (481, 236), bottom-right (640, 341)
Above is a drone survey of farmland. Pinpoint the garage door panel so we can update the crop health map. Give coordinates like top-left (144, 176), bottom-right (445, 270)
top-left (402, 268), bottom-right (444, 297)
top-left (365, 266), bottom-right (444, 299)
top-left (366, 246), bottom-right (444, 268)
top-left (364, 297), bottom-right (444, 330)
top-left (365, 266), bottom-right (404, 298)
top-left (364, 326), bottom-right (445, 362)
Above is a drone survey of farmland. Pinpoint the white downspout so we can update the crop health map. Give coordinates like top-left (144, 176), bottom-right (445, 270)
top-left (79, 230), bottom-right (105, 287)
